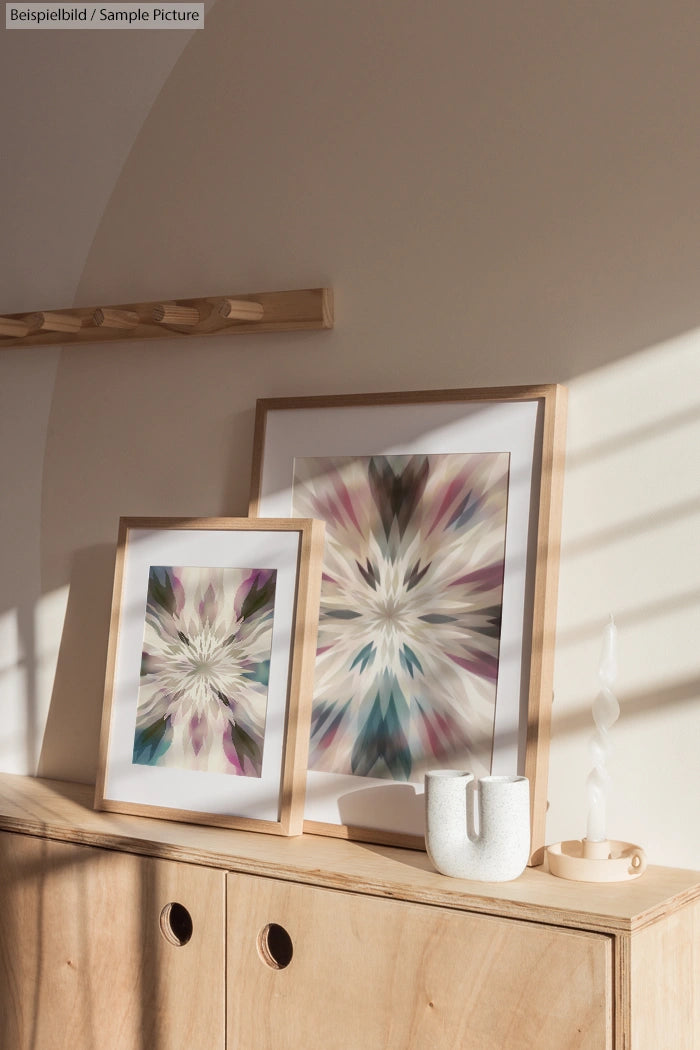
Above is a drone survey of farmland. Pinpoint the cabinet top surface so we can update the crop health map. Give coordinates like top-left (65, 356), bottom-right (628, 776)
top-left (0, 773), bottom-right (697, 934)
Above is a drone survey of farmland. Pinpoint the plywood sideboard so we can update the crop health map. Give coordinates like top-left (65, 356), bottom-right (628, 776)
top-left (0, 774), bottom-right (697, 1050)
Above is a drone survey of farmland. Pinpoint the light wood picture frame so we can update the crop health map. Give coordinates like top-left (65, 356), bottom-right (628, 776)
top-left (249, 386), bottom-right (567, 861)
top-left (95, 516), bottom-right (325, 836)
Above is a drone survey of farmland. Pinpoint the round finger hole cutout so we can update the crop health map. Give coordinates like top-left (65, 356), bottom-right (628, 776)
top-left (257, 922), bottom-right (293, 969)
top-left (159, 902), bottom-right (193, 947)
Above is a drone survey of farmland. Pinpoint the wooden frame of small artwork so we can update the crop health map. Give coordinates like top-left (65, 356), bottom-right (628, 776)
top-left (249, 386), bottom-right (567, 862)
top-left (95, 516), bottom-right (325, 836)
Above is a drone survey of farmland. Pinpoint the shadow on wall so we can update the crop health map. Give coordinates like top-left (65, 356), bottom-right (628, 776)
top-left (37, 544), bottom-right (115, 783)
top-left (18, 378), bottom-right (700, 794)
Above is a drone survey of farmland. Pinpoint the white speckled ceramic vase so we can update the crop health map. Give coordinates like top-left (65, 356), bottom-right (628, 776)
top-left (425, 770), bottom-right (530, 882)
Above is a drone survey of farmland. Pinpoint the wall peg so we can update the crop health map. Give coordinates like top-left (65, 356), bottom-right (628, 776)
top-left (152, 303), bottom-right (201, 327)
top-left (25, 311), bottom-right (82, 334)
top-left (0, 317), bottom-right (29, 338)
top-left (93, 308), bottom-right (139, 330)
top-left (218, 298), bottom-right (264, 322)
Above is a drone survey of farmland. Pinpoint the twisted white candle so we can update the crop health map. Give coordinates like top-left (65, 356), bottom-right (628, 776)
top-left (586, 615), bottom-right (620, 843)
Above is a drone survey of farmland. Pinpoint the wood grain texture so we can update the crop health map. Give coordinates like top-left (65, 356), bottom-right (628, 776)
top-left (0, 315), bottom-right (29, 337)
top-left (251, 384), bottom-right (565, 415)
top-left (93, 307), bottom-right (139, 329)
top-left (626, 896), bottom-right (700, 1050)
top-left (218, 298), bottom-right (264, 321)
top-left (279, 516), bottom-right (325, 834)
top-left (93, 515), bottom-right (129, 809)
top-left (0, 287), bottom-right (333, 348)
top-left (94, 517), bottom-right (325, 836)
top-left (24, 310), bottom-right (82, 334)
top-left (0, 775), bottom-right (697, 1048)
top-left (525, 382), bottom-right (568, 864)
top-left (613, 934), bottom-right (629, 1050)
top-left (1, 775), bottom-right (697, 937)
top-left (152, 303), bottom-right (200, 326)
top-left (248, 385), bottom-right (567, 861)
top-left (227, 872), bottom-right (612, 1050)
top-left (0, 831), bottom-right (225, 1050)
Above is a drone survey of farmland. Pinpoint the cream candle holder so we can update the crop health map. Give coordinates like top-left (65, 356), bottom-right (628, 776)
top-left (546, 837), bottom-right (647, 882)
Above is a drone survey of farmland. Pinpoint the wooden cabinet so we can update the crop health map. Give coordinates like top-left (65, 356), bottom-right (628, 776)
top-left (0, 774), bottom-right (697, 1050)
top-left (227, 874), bottom-right (612, 1049)
top-left (0, 831), bottom-right (226, 1050)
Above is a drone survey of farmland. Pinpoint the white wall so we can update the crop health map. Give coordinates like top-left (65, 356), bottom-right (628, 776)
top-left (1, 0), bottom-right (698, 868)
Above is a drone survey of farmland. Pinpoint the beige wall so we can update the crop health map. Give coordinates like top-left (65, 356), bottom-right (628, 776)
top-left (1, 1), bottom-right (699, 868)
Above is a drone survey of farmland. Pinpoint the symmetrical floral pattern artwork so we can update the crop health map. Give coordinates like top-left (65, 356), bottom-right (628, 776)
top-left (133, 565), bottom-right (277, 777)
top-left (292, 453), bottom-right (510, 781)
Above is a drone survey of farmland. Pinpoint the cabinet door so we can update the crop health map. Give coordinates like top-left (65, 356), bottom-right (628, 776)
top-left (227, 873), bottom-right (612, 1050)
top-left (0, 831), bottom-right (225, 1050)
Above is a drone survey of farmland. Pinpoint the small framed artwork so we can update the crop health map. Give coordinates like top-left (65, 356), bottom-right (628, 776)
top-left (249, 386), bottom-right (567, 860)
top-left (95, 517), bottom-right (325, 835)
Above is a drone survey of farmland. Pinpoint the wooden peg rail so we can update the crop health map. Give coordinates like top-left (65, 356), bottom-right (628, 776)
top-left (0, 287), bottom-right (333, 349)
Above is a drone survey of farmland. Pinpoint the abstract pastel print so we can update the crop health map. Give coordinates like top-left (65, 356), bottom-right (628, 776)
top-left (292, 454), bottom-right (509, 781)
top-left (133, 565), bottom-right (277, 777)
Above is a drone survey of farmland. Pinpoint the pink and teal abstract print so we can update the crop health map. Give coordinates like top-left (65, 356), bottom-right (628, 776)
top-left (292, 454), bottom-right (509, 781)
top-left (133, 565), bottom-right (276, 777)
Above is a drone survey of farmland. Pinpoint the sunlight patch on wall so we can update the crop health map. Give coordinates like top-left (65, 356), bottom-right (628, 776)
top-left (558, 325), bottom-right (700, 699)
top-left (0, 586), bottom-right (69, 773)
top-left (34, 584), bottom-right (70, 752)
top-left (0, 608), bottom-right (28, 769)
top-left (548, 328), bottom-right (700, 867)
top-left (0, 608), bottom-right (22, 674)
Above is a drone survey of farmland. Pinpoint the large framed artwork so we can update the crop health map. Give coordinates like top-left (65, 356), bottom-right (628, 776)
top-left (250, 386), bottom-right (567, 860)
top-left (95, 517), bottom-right (325, 835)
